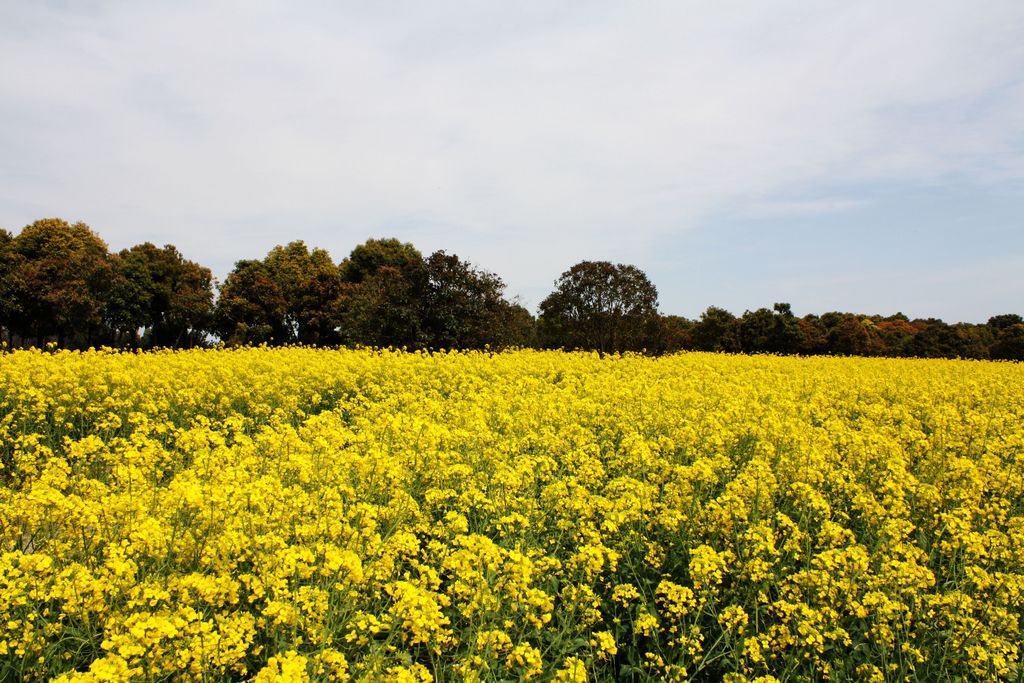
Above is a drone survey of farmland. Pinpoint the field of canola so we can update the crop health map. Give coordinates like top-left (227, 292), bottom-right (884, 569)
top-left (1, 347), bottom-right (1023, 682)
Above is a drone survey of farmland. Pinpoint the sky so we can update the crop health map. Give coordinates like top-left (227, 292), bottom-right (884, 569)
top-left (1, 1), bottom-right (1023, 323)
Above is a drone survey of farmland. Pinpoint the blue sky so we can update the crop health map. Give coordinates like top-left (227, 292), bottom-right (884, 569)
top-left (1, 1), bottom-right (1022, 322)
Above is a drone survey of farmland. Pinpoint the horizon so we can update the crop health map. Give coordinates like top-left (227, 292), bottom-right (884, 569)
top-left (6, 216), bottom-right (1019, 327)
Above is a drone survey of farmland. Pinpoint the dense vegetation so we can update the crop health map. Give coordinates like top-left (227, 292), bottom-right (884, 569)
top-left (1, 347), bottom-right (1022, 681)
top-left (1, 218), bottom-right (1021, 359)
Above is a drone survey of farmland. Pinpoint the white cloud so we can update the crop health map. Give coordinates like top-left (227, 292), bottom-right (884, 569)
top-left (1, 0), bottom-right (1022, 311)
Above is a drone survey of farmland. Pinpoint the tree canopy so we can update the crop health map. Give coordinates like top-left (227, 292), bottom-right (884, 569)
top-left (6, 219), bottom-right (112, 346)
top-left (335, 241), bottom-right (532, 350)
top-left (216, 241), bottom-right (343, 346)
top-left (107, 243), bottom-right (213, 347)
top-left (538, 261), bottom-right (659, 353)
top-left (0, 217), bottom-right (1021, 360)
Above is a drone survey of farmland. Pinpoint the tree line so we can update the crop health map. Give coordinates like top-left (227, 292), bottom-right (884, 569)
top-left (1, 218), bottom-right (1022, 360)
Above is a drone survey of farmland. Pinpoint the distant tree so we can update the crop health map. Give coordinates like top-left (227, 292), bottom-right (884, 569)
top-left (988, 314), bottom-right (1023, 333)
top-left (771, 303), bottom-right (806, 354)
top-left (651, 315), bottom-right (694, 354)
top-left (340, 266), bottom-right (426, 348)
top-left (337, 241), bottom-right (530, 350)
top-left (738, 308), bottom-right (776, 353)
top-left (0, 228), bottom-right (21, 343)
top-left (987, 316), bottom-right (1024, 360)
top-left (106, 243), bottom-right (214, 347)
top-left (951, 323), bottom-right (992, 360)
top-left (906, 319), bottom-right (961, 358)
top-left (691, 306), bottom-right (740, 352)
top-left (337, 239), bottom-right (427, 348)
top-left (217, 241), bottom-right (341, 345)
top-left (421, 250), bottom-right (509, 349)
top-left (538, 261), bottom-right (659, 353)
top-left (491, 302), bottom-right (537, 348)
top-left (797, 315), bottom-right (828, 354)
top-left (340, 238), bottom-right (423, 284)
top-left (828, 316), bottom-right (886, 356)
top-left (8, 219), bottom-right (112, 347)
top-left (263, 241), bottom-right (342, 345)
top-left (736, 304), bottom-right (804, 354)
top-left (876, 317), bottom-right (919, 357)
top-left (991, 323), bottom-right (1024, 361)
top-left (818, 311), bottom-right (847, 333)
top-left (166, 257), bottom-right (216, 348)
top-left (215, 259), bottom-right (284, 344)
top-left (105, 248), bottom-right (155, 345)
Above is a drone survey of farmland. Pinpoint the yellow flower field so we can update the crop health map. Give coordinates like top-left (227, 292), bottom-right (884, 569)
top-left (1, 347), bottom-right (1022, 682)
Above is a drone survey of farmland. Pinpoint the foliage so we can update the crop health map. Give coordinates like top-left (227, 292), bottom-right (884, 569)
top-left (340, 238), bottom-right (424, 285)
top-left (216, 241), bottom-right (341, 345)
top-left (692, 307), bottom-right (740, 352)
top-left (988, 314), bottom-right (1023, 333)
top-left (1, 348), bottom-right (1022, 681)
top-left (421, 251), bottom-right (511, 350)
top-left (336, 239), bottom-right (428, 348)
top-left (991, 323), bottom-right (1024, 361)
top-left (6, 219), bottom-right (112, 346)
top-left (0, 218), bottom-right (1021, 361)
top-left (906, 319), bottom-right (968, 359)
top-left (827, 316), bottom-right (887, 357)
top-left (215, 259), bottom-right (288, 344)
top-left (336, 241), bottom-right (530, 351)
top-left (490, 302), bottom-right (537, 349)
top-left (106, 243), bottom-right (213, 348)
top-left (538, 261), bottom-right (659, 353)
top-left (0, 229), bottom-right (21, 337)
top-left (875, 318), bottom-right (919, 357)
top-left (263, 241), bottom-right (343, 346)
top-left (736, 304), bottom-right (804, 354)
top-left (649, 315), bottom-right (693, 354)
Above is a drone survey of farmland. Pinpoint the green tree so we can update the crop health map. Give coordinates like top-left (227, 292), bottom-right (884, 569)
top-left (164, 255), bottom-right (216, 348)
top-left (650, 314), bottom-right (694, 354)
top-left (105, 243), bottom-right (214, 347)
top-left (988, 314), bottom-right (1023, 334)
top-left (906, 319), bottom-right (961, 358)
top-left (105, 247), bottom-right (155, 345)
top-left (336, 239), bottom-right (427, 348)
top-left (216, 241), bottom-right (341, 345)
top-left (338, 242), bottom-right (536, 350)
top-left (991, 323), bottom-right (1024, 360)
top-left (691, 306), bottom-right (740, 352)
top-left (797, 315), bottom-right (828, 354)
top-left (491, 301), bottom-right (537, 348)
top-left (738, 303), bottom-right (805, 354)
top-left (538, 261), bottom-right (659, 353)
top-left (421, 250), bottom-right (510, 349)
top-left (0, 228), bottom-right (21, 344)
top-left (340, 238), bottom-right (423, 284)
top-left (9, 219), bottom-right (112, 347)
top-left (828, 316), bottom-right (886, 356)
top-left (950, 323), bottom-right (992, 360)
top-left (738, 307), bottom-right (776, 352)
top-left (215, 259), bottom-right (285, 344)
top-left (263, 241), bottom-right (342, 345)
top-left (770, 303), bottom-right (805, 354)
